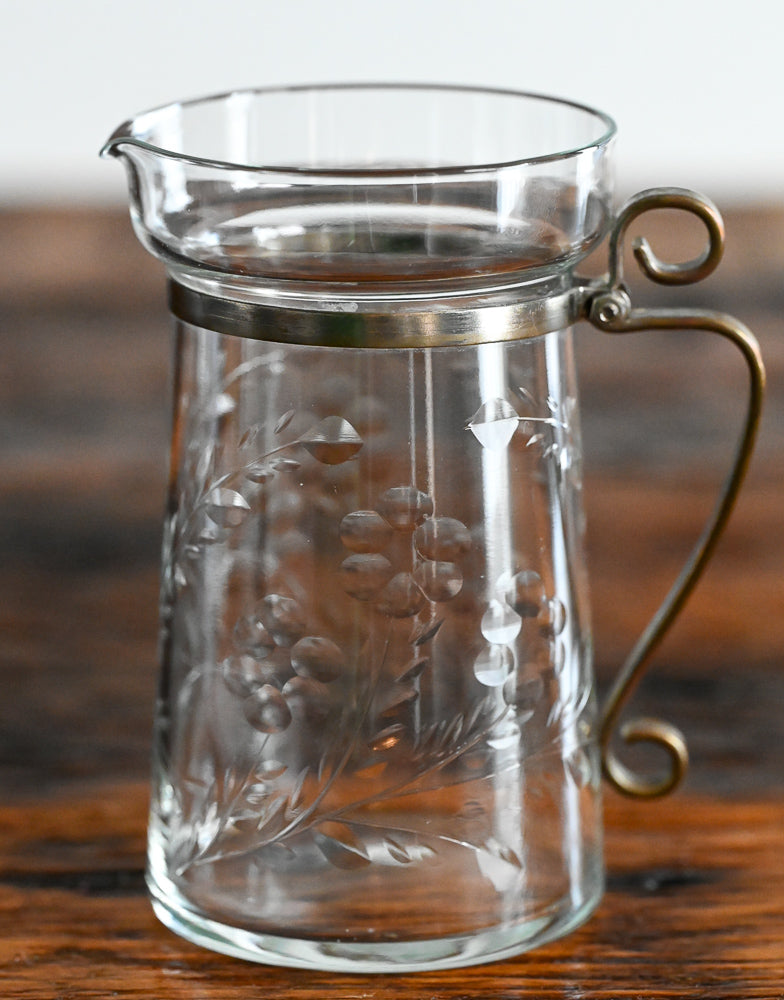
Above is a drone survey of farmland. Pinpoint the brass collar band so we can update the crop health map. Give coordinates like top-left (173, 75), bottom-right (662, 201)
top-left (167, 278), bottom-right (586, 349)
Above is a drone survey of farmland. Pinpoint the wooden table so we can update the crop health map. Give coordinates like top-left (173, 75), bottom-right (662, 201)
top-left (2, 206), bottom-right (783, 997)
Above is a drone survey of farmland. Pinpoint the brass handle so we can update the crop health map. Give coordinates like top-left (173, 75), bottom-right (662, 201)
top-left (584, 188), bottom-right (766, 799)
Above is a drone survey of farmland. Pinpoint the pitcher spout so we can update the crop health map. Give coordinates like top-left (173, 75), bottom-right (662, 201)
top-left (99, 120), bottom-right (135, 161)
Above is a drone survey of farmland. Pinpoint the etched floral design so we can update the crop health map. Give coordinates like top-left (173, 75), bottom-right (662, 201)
top-left (163, 372), bottom-right (589, 884)
top-left (167, 412), bottom-right (510, 877)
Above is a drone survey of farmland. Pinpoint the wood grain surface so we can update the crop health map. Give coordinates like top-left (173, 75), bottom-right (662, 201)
top-left (1, 206), bottom-right (782, 997)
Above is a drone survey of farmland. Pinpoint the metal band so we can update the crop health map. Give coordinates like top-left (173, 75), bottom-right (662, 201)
top-left (168, 279), bottom-right (585, 348)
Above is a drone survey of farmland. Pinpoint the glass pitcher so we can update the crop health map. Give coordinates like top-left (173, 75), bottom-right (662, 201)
top-left (102, 84), bottom-right (764, 972)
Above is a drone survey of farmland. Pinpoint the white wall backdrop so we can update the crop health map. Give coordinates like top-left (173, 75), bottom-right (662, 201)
top-left (1, 0), bottom-right (782, 204)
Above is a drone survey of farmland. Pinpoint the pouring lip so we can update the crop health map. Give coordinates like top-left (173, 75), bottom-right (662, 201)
top-left (100, 81), bottom-right (617, 178)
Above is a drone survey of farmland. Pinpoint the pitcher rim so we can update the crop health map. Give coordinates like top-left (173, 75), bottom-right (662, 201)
top-left (100, 81), bottom-right (617, 178)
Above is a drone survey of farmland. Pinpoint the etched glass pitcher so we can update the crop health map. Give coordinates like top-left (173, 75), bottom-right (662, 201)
top-left (103, 84), bottom-right (763, 972)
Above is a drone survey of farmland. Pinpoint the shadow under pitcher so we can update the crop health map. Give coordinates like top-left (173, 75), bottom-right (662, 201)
top-left (102, 84), bottom-right (765, 972)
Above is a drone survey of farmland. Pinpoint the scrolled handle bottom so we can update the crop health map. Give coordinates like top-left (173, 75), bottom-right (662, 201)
top-left (602, 717), bottom-right (689, 799)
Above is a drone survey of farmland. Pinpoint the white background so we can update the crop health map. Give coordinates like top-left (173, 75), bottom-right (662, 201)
top-left (1, 0), bottom-right (782, 205)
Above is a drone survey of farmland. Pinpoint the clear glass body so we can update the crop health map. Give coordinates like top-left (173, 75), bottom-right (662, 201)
top-left (148, 326), bottom-right (600, 970)
top-left (104, 84), bottom-right (616, 971)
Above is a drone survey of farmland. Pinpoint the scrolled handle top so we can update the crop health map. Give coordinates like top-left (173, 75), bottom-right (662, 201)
top-left (608, 187), bottom-right (725, 288)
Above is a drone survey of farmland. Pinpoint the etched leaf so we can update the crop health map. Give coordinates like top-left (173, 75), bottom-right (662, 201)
top-left (257, 760), bottom-right (287, 781)
top-left (244, 461), bottom-right (275, 484)
top-left (515, 384), bottom-right (537, 406)
top-left (369, 723), bottom-right (406, 752)
top-left (396, 656), bottom-right (429, 684)
top-left (194, 524), bottom-right (230, 546)
top-left (234, 794), bottom-right (286, 832)
top-left (287, 767), bottom-right (310, 814)
top-left (465, 695), bottom-right (494, 733)
top-left (314, 822), bottom-right (371, 869)
top-left (275, 409), bottom-right (297, 434)
top-left (254, 841), bottom-right (298, 871)
top-left (238, 424), bottom-right (261, 449)
top-left (484, 838), bottom-right (523, 869)
top-left (442, 714), bottom-right (465, 747)
top-left (205, 488), bottom-right (251, 528)
top-left (416, 718), bottom-right (447, 755)
top-left (271, 457), bottom-right (301, 472)
top-left (317, 751), bottom-right (336, 783)
top-left (411, 617), bottom-right (444, 645)
top-left (414, 696), bottom-right (499, 761)
top-left (378, 685), bottom-right (419, 719)
top-left (383, 836), bottom-right (416, 865)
